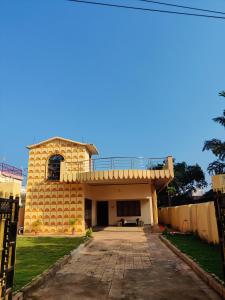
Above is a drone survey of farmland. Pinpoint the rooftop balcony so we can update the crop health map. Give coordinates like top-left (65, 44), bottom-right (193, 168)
top-left (60, 156), bottom-right (174, 189)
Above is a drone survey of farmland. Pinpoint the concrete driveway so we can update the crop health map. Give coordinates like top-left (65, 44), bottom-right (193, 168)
top-left (27, 228), bottom-right (221, 300)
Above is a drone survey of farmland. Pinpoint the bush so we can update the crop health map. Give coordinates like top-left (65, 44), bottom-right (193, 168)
top-left (31, 220), bottom-right (42, 234)
top-left (85, 228), bottom-right (93, 238)
top-left (162, 226), bottom-right (169, 236)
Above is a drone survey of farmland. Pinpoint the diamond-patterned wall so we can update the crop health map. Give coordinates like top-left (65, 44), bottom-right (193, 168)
top-left (24, 139), bottom-right (89, 234)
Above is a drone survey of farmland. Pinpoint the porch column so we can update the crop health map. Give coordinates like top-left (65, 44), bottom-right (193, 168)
top-left (152, 185), bottom-right (158, 225)
top-left (148, 196), bottom-right (154, 225)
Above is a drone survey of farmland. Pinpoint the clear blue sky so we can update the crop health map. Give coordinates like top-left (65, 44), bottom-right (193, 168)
top-left (1, 0), bottom-right (225, 185)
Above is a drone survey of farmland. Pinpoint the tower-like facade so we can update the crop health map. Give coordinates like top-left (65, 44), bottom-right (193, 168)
top-left (24, 137), bottom-right (97, 234)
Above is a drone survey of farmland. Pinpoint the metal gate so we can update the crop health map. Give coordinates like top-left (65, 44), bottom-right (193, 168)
top-left (0, 197), bottom-right (19, 300)
top-left (214, 192), bottom-right (225, 281)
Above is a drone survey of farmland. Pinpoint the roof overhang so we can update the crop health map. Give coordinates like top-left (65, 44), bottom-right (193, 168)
top-left (26, 136), bottom-right (99, 155)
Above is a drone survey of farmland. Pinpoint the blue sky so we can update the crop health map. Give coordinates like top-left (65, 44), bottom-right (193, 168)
top-left (1, 0), bottom-right (225, 185)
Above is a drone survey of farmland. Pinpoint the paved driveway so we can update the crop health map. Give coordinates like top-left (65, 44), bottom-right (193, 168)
top-left (27, 228), bottom-right (221, 300)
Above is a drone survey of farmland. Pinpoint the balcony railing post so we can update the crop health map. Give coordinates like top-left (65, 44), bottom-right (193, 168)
top-left (147, 158), bottom-right (150, 170)
top-left (111, 158), bottom-right (114, 170)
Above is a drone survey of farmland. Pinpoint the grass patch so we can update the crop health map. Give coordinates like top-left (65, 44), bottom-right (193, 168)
top-left (14, 236), bottom-right (84, 291)
top-left (163, 233), bottom-right (224, 281)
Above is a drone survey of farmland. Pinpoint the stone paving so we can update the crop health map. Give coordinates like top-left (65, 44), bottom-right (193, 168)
top-left (26, 228), bottom-right (222, 300)
top-left (65, 229), bottom-right (151, 286)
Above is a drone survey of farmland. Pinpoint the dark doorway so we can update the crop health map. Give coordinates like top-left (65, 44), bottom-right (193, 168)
top-left (85, 199), bottom-right (92, 229)
top-left (97, 201), bottom-right (109, 226)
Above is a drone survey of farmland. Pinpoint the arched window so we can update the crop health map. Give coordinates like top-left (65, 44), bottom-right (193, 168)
top-left (47, 155), bottom-right (64, 181)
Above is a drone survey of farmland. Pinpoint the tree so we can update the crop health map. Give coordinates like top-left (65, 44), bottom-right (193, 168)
top-left (158, 161), bottom-right (207, 207)
top-left (203, 91), bottom-right (225, 175)
top-left (171, 162), bottom-right (207, 195)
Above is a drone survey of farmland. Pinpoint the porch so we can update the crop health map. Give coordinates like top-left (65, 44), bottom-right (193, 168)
top-left (76, 157), bottom-right (174, 230)
top-left (85, 192), bottom-right (155, 228)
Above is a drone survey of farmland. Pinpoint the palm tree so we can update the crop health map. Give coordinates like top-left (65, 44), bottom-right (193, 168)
top-left (203, 91), bottom-right (225, 175)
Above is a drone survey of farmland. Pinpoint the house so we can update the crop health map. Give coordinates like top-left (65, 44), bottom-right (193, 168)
top-left (24, 137), bottom-right (174, 234)
top-left (0, 162), bottom-right (23, 202)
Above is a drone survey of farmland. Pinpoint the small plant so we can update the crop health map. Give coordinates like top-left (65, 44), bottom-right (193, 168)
top-left (69, 218), bottom-right (77, 235)
top-left (85, 228), bottom-right (93, 238)
top-left (162, 226), bottom-right (169, 236)
top-left (31, 220), bottom-right (42, 234)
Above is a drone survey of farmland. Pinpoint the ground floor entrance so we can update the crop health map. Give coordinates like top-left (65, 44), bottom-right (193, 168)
top-left (93, 198), bottom-right (152, 227)
top-left (85, 199), bottom-right (92, 228)
top-left (97, 201), bottom-right (109, 226)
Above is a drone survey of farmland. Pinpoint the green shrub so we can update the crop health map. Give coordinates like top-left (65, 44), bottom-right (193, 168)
top-left (85, 228), bottom-right (93, 238)
top-left (162, 226), bottom-right (169, 236)
top-left (31, 220), bottom-right (42, 233)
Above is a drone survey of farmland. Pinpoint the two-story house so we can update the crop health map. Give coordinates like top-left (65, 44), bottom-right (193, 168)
top-left (24, 137), bottom-right (174, 234)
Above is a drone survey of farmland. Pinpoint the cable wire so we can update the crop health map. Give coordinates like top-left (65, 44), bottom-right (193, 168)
top-left (135, 0), bottom-right (225, 16)
top-left (68, 0), bottom-right (225, 20)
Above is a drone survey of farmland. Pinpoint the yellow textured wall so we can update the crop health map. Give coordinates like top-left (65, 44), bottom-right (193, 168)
top-left (159, 202), bottom-right (219, 244)
top-left (24, 138), bottom-right (88, 234)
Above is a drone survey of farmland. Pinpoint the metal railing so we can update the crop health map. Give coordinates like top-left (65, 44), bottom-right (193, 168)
top-left (0, 196), bottom-right (19, 300)
top-left (64, 156), bottom-right (168, 173)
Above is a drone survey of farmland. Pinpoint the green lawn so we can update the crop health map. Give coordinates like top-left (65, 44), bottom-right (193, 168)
top-left (163, 233), bottom-right (224, 281)
top-left (14, 236), bottom-right (84, 291)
